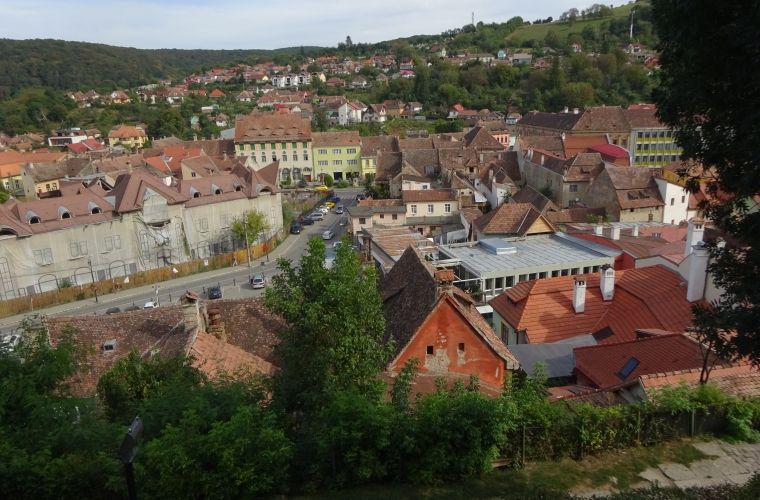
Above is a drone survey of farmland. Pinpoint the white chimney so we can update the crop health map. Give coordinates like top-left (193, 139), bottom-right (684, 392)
top-left (594, 224), bottom-right (603, 236)
top-left (631, 224), bottom-right (639, 237)
top-left (540, 154), bottom-right (545, 166)
top-left (687, 242), bottom-right (710, 302)
top-left (573, 108), bottom-right (579, 114)
top-left (573, 276), bottom-right (586, 313)
top-left (600, 264), bottom-right (615, 301)
top-left (611, 227), bottom-right (621, 240)
top-left (563, 106), bottom-right (569, 113)
top-left (684, 218), bottom-right (705, 258)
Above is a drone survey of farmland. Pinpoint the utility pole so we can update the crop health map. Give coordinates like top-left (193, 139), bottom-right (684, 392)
top-left (243, 212), bottom-right (251, 267)
top-left (153, 285), bottom-right (160, 307)
top-left (472, 12), bottom-right (475, 27)
top-left (630, 9), bottom-right (635, 39)
top-left (88, 257), bottom-right (99, 303)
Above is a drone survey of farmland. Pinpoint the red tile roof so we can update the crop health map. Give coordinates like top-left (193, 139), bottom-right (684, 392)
top-left (401, 189), bottom-right (457, 203)
top-left (574, 334), bottom-right (717, 389)
top-left (641, 363), bottom-right (760, 399)
top-left (489, 266), bottom-right (705, 344)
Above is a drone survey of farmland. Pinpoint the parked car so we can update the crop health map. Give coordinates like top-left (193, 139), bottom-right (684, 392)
top-left (331, 196), bottom-right (341, 203)
top-left (322, 230), bottom-right (335, 240)
top-left (300, 216), bottom-right (314, 225)
top-left (290, 224), bottom-right (302, 234)
top-left (332, 241), bottom-right (357, 251)
top-left (335, 205), bottom-right (345, 214)
top-left (251, 274), bottom-right (266, 289)
top-left (144, 301), bottom-right (158, 309)
top-left (314, 185), bottom-right (329, 192)
top-left (309, 212), bottom-right (324, 221)
top-left (316, 207), bottom-right (330, 214)
top-left (124, 305), bottom-right (140, 312)
top-left (323, 202), bottom-right (335, 208)
top-left (105, 307), bottom-right (121, 315)
top-left (356, 194), bottom-right (366, 200)
top-left (208, 286), bottom-right (222, 299)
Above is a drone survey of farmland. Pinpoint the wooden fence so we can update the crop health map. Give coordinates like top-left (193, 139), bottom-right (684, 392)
top-left (0, 230), bottom-right (285, 319)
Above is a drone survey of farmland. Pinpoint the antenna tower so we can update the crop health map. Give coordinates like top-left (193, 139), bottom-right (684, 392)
top-left (472, 12), bottom-right (475, 27)
top-left (630, 9), bottom-right (635, 39)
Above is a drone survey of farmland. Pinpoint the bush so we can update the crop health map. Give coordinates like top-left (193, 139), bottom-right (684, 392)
top-left (324, 174), bottom-right (334, 187)
top-left (337, 180), bottom-right (350, 188)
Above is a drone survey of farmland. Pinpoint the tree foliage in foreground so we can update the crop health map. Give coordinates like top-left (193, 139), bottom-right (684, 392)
top-left (653, 0), bottom-right (760, 364)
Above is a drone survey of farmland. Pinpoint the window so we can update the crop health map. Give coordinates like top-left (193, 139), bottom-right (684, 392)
top-left (69, 242), bottom-right (87, 257)
top-left (104, 235), bottom-right (122, 251)
top-left (347, 159), bottom-right (357, 165)
top-left (34, 248), bottom-right (53, 265)
top-left (485, 278), bottom-right (493, 290)
top-left (364, 159), bottom-right (369, 166)
top-left (617, 357), bottom-right (640, 380)
top-left (291, 142), bottom-right (297, 148)
top-left (347, 148), bottom-right (357, 154)
top-left (318, 149), bottom-right (327, 155)
top-left (538, 272), bottom-right (547, 279)
top-left (592, 266), bottom-right (600, 273)
top-left (15, 180), bottom-right (20, 189)
top-left (681, 195), bottom-right (686, 203)
top-left (636, 144), bottom-right (642, 151)
top-left (238, 144), bottom-right (244, 151)
top-left (392, 214), bottom-right (398, 220)
top-left (571, 268), bottom-right (579, 275)
top-left (220, 214), bottom-right (231, 227)
top-left (569, 184), bottom-right (578, 192)
top-left (427, 204), bottom-right (434, 214)
top-left (495, 277), bottom-right (503, 289)
top-left (458, 342), bottom-right (465, 352)
top-left (379, 214), bottom-right (384, 219)
top-left (422, 185), bottom-right (428, 190)
top-left (583, 266), bottom-right (591, 274)
top-left (45, 183), bottom-right (51, 192)
top-left (282, 153), bottom-right (287, 161)
top-left (332, 148), bottom-right (341, 154)
top-left (444, 203), bottom-right (451, 213)
top-left (561, 269), bottom-right (570, 276)
top-left (304, 151), bottom-right (309, 161)
top-left (262, 154), bottom-right (266, 162)
top-left (272, 153), bottom-right (277, 161)
top-left (551, 270), bottom-right (560, 277)
top-left (637, 132), bottom-right (643, 139)
top-left (372, 159), bottom-right (377, 166)
top-left (332, 160), bottom-right (343, 166)
top-left (195, 218), bottom-right (209, 232)
top-left (630, 208), bottom-right (635, 213)
top-left (359, 217), bottom-right (366, 224)
top-left (318, 160), bottom-right (328, 166)
top-left (293, 153), bottom-right (298, 161)
top-left (670, 198), bottom-right (675, 206)
top-left (426, 345), bottom-right (434, 355)
top-left (261, 143), bottom-right (267, 150)
top-left (410, 205), bottom-right (417, 214)
top-left (425, 165), bottom-right (435, 175)
top-left (518, 274), bottom-right (527, 282)
top-left (302, 142), bottom-right (308, 148)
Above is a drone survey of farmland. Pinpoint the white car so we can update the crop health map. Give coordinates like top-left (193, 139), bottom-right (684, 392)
top-left (144, 301), bottom-right (158, 309)
top-left (251, 274), bottom-right (266, 289)
top-left (322, 230), bottom-right (335, 240)
top-left (318, 207), bottom-right (330, 214)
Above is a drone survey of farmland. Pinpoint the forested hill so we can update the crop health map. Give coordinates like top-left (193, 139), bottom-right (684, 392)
top-left (0, 39), bottom-right (319, 98)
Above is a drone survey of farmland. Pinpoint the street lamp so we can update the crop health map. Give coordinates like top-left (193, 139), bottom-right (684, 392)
top-left (260, 260), bottom-right (266, 278)
top-left (118, 416), bottom-right (143, 500)
top-left (88, 257), bottom-right (98, 303)
top-left (153, 285), bottom-right (160, 307)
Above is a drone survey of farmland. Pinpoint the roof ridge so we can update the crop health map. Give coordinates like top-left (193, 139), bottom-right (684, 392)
top-left (573, 331), bottom-right (685, 352)
top-left (639, 361), bottom-right (749, 380)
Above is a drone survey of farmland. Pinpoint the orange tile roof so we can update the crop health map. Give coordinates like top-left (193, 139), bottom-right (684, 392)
top-left (489, 266), bottom-right (704, 344)
top-left (574, 334), bottom-right (716, 389)
top-left (190, 332), bottom-right (275, 378)
top-left (641, 363), bottom-right (760, 398)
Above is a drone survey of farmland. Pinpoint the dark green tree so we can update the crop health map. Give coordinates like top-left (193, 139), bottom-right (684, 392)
top-left (653, 0), bottom-right (760, 363)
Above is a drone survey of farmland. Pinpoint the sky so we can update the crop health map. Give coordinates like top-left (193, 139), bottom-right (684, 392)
top-left (1, 0), bottom-right (591, 50)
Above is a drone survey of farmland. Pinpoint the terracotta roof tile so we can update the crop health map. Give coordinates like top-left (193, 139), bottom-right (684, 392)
top-left (401, 189), bottom-right (456, 203)
top-left (473, 202), bottom-right (554, 236)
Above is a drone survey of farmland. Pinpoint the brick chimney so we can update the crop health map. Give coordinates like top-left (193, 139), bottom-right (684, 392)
top-left (206, 307), bottom-right (226, 342)
top-left (600, 264), bottom-right (615, 301)
top-left (687, 242), bottom-right (710, 302)
top-left (180, 290), bottom-right (201, 340)
top-left (435, 269), bottom-right (455, 297)
top-left (684, 218), bottom-right (704, 258)
top-left (573, 276), bottom-right (586, 313)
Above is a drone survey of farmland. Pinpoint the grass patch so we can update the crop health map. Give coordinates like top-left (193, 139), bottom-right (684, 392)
top-left (507, 3), bottom-right (636, 43)
top-left (295, 440), bottom-right (712, 500)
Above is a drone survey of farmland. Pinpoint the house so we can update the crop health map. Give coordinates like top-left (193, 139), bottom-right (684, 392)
top-left (363, 104), bottom-right (387, 123)
top-left (382, 100), bottom-right (405, 119)
top-left (209, 89), bottom-right (226, 99)
top-left (350, 76), bottom-right (367, 88)
top-left (311, 131), bottom-right (361, 182)
top-left (337, 102), bottom-right (363, 126)
top-left (234, 113), bottom-right (313, 182)
top-left (505, 113), bottom-right (521, 125)
top-left (401, 189), bottom-right (459, 236)
top-left (325, 77), bottom-right (347, 87)
top-left (236, 91), bottom-right (254, 102)
top-left (624, 107), bottom-right (681, 170)
top-left (380, 246), bottom-right (520, 389)
top-left (489, 264), bottom-right (705, 345)
top-left (512, 53), bottom-right (532, 65)
top-left (400, 70), bottom-right (415, 79)
top-left (347, 199), bottom-right (407, 233)
top-left (47, 128), bottom-right (89, 148)
top-left (522, 150), bottom-right (606, 208)
top-left (582, 166), bottom-right (665, 222)
top-left (509, 185), bottom-right (561, 215)
top-left (573, 333), bottom-right (720, 390)
top-left (448, 104), bottom-right (465, 119)
top-left (430, 45), bottom-right (447, 58)
top-left (518, 106), bottom-right (632, 149)
top-left (623, 43), bottom-right (642, 54)
top-left (571, 43), bottom-right (583, 53)
top-left (497, 50), bottom-right (507, 59)
top-left (398, 57), bottom-right (414, 70)
top-left (375, 73), bottom-right (389, 84)
top-left (471, 202), bottom-right (556, 241)
top-left (107, 125), bottom-right (148, 148)
top-left (214, 114), bottom-right (229, 127)
top-left (478, 159), bottom-right (519, 209)
top-left (63, 139), bottom-right (106, 156)
top-left (109, 91), bottom-right (131, 104)
top-left (44, 294), bottom-right (280, 395)
top-left (461, 126), bottom-right (507, 153)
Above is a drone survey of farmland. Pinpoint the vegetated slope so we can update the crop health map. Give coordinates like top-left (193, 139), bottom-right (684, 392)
top-left (0, 39), bottom-right (321, 95)
top-left (508, 3), bottom-right (636, 43)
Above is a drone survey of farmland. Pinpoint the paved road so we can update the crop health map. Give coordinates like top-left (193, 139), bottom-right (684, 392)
top-left (0, 188), bottom-right (362, 337)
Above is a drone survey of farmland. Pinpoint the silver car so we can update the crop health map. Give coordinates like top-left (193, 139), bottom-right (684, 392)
top-left (251, 274), bottom-right (266, 289)
top-left (322, 230), bottom-right (335, 240)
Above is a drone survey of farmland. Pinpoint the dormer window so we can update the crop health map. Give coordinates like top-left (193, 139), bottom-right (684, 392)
top-left (103, 339), bottom-right (117, 352)
top-left (194, 192), bottom-right (201, 198)
top-left (60, 212), bottom-right (71, 219)
top-left (29, 216), bottom-right (41, 224)
top-left (214, 189), bottom-right (222, 195)
top-left (91, 208), bottom-right (101, 214)
top-left (235, 185), bottom-right (242, 192)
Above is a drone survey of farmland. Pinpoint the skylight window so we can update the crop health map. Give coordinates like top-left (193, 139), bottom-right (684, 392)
top-left (617, 357), bottom-right (640, 380)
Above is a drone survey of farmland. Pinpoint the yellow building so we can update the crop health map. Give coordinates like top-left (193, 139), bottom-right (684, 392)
top-left (108, 125), bottom-right (148, 148)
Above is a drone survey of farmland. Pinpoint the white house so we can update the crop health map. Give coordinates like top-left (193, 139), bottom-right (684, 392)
top-left (350, 76), bottom-right (368, 89)
top-left (655, 177), bottom-right (698, 225)
top-left (338, 102), bottom-right (363, 126)
top-left (363, 104), bottom-right (386, 123)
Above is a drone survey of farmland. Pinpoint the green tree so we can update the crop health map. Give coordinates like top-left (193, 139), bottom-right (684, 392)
top-left (231, 209), bottom-right (270, 245)
top-left (323, 173), bottom-right (334, 187)
top-left (653, 0), bottom-right (760, 364)
top-left (152, 108), bottom-right (185, 137)
top-left (0, 182), bottom-right (9, 204)
top-left (265, 236), bottom-right (393, 414)
top-left (413, 64), bottom-right (431, 104)
top-left (313, 107), bottom-right (329, 132)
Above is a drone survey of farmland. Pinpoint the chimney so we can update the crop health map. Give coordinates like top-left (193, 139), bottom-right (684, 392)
top-left (611, 226), bottom-right (621, 240)
top-left (223, 152), bottom-right (227, 160)
top-left (631, 224), bottom-right (639, 237)
top-left (573, 276), bottom-right (586, 313)
top-left (126, 161), bottom-right (132, 173)
top-left (600, 264), bottom-right (615, 301)
top-left (435, 269), bottom-right (455, 297)
top-left (687, 242), bottom-right (710, 302)
top-left (479, 152), bottom-right (483, 163)
top-left (684, 218), bottom-right (705, 257)
top-left (540, 154), bottom-right (545, 166)
top-left (180, 291), bottom-right (202, 341)
top-left (573, 108), bottom-right (579, 114)
top-left (594, 224), bottom-right (603, 236)
top-left (563, 106), bottom-right (569, 113)
top-left (206, 307), bottom-right (227, 342)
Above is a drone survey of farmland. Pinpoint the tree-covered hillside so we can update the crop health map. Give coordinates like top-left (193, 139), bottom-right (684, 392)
top-left (0, 39), bottom-right (321, 98)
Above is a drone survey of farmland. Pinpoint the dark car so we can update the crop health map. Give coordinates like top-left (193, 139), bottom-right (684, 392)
top-left (331, 196), bottom-right (341, 203)
top-left (208, 286), bottom-right (222, 299)
top-left (356, 193), bottom-right (366, 200)
top-left (300, 216), bottom-right (314, 225)
top-left (105, 307), bottom-right (121, 315)
top-left (124, 305), bottom-right (140, 312)
top-left (290, 224), bottom-right (302, 234)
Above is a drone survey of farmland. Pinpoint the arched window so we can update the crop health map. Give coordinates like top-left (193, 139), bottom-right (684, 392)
top-left (214, 189), bottom-right (222, 195)
top-left (60, 212), bottom-right (71, 219)
top-left (29, 217), bottom-right (41, 224)
top-left (282, 153), bottom-right (287, 161)
top-left (235, 185), bottom-right (242, 192)
top-left (91, 207), bottom-right (101, 214)
top-left (194, 192), bottom-right (201, 198)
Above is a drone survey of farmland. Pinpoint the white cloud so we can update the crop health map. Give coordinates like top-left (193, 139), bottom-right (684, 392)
top-left (2, 0), bottom-right (601, 49)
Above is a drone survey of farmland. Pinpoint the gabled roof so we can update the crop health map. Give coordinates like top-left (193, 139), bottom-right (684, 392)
top-left (108, 171), bottom-right (189, 212)
top-left (573, 334), bottom-right (716, 389)
top-left (209, 89), bottom-right (226, 97)
top-left (401, 189), bottom-right (456, 203)
top-left (510, 185), bottom-right (560, 214)
top-left (461, 126), bottom-right (504, 149)
top-left (489, 266), bottom-right (704, 345)
top-left (604, 166), bottom-right (665, 209)
top-left (540, 152), bottom-right (605, 182)
top-left (623, 108), bottom-right (665, 129)
top-left (640, 363), bottom-right (760, 399)
top-left (234, 114), bottom-right (312, 142)
top-left (312, 131), bottom-right (360, 147)
top-left (562, 135), bottom-right (608, 156)
top-left (473, 202), bottom-right (555, 236)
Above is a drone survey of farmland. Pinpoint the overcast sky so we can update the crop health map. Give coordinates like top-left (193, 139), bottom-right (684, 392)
top-left (2, 0), bottom-right (601, 50)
